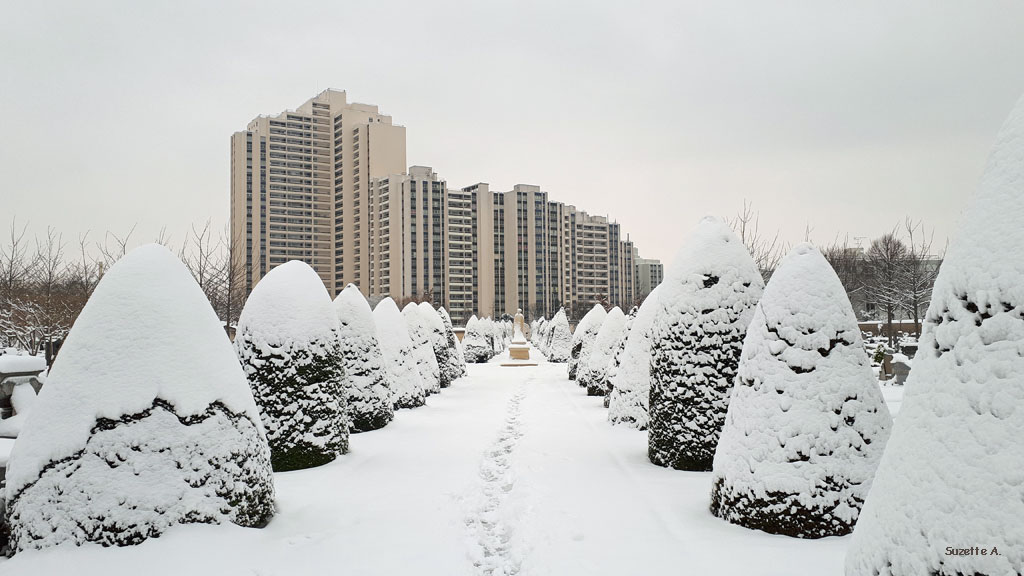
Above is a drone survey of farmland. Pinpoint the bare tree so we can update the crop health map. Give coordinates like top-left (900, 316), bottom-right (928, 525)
top-left (822, 234), bottom-right (865, 315)
top-left (97, 224), bottom-right (137, 269)
top-left (863, 231), bottom-right (910, 347)
top-left (900, 218), bottom-right (943, 338)
top-left (31, 228), bottom-right (73, 363)
top-left (729, 200), bottom-right (785, 282)
top-left (216, 225), bottom-right (248, 332)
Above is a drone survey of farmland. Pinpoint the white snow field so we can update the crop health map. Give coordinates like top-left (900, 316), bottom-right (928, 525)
top-left (0, 354), bottom-right (904, 575)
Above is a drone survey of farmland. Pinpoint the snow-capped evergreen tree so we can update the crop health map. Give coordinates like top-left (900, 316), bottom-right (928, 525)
top-left (333, 284), bottom-right (394, 433)
top-left (546, 309), bottom-right (572, 363)
top-left (462, 315), bottom-right (492, 363)
top-left (5, 245), bottom-right (274, 553)
top-left (235, 260), bottom-right (348, 472)
top-left (604, 307), bottom-right (636, 408)
top-left (569, 304), bottom-right (607, 381)
top-left (403, 303), bottom-right (441, 395)
top-left (580, 307), bottom-right (627, 397)
top-left (419, 302), bottom-right (457, 389)
top-left (649, 216), bottom-right (764, 471)
top-left (845, 94), bottom-right (1024, 576)
top-left (608, 286), bottom-right (662, 429)
top-left (710, 243), bottom-right (892, 538)
top-left (437, 307), bottom-right (467, 378)
top-left (374, 298), bottom-right (426, 409)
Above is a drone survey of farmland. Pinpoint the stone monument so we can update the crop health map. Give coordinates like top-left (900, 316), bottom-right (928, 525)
top-left (508, 308), bottom-right (531, 361)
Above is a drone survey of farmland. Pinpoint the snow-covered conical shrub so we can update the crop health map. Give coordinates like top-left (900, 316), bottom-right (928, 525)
top-left (437, 307), bottom-right (467, 378)
top-left (403, 303), bottom-right (441, 395)
top-left (5, 245), bottom-right (275, 553)
top-left (649, 216), bottom-right (764, 471)
top-left (333, 284), bottom-right (394, 433)
top-left (710, 243), bottom-right (892, 538)
top-left (236, 260), bottom-right (348, 472)
top-left (845, 95), bottom-right (1024, 576)
top-left (604, 307), bottom-right (636, 408)
top-left (420, 302), bottom-right (457, 389)
top-left (374, 298), bottom-right (426, 409)
top-left (546, 309), bottom-right (573, 363)
top-left (569, 304), bottom-right (607, 381)
top-left (609, 287), bottom-right (662, 429)
top-left (463, 315), bottom-right (492, 363)
top-left (580, 307), bottom-right (627, 397)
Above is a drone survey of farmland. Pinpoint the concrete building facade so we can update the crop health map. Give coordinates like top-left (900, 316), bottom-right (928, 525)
top-left (635, 254), bottom-right (664, 299)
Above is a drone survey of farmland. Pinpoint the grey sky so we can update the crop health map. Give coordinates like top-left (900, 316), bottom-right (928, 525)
top-left (3, 1), bottom-right (1024, 263)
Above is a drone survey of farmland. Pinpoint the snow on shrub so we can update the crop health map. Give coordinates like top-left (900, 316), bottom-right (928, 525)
top-left (236, 260), bottom-right (348, 472)
top-left (569, 304), bottom-right (607, 381)
top-left (462, 315), bottom-right (492, 363)
top-left (333, 284), bottom-right (393, 433)
top-left (419, 302), bottom-right (457, 389)
top-left (0, 381), bottom-right (39, 438)
top-left (649, 216), bottom-right (764, 471)
top-left (437, 307), bottom-right (467, 379)
top-left (546, 309), bottom-right (573, 363)
top-left (5, 244), bottom-right (274, 553)
top-left (580, 307), bottom-right (627, 397)
top-left (402, 304), bottom-right (441, 395)
top-left (845, 94), bottom-right (1024, 576)
top-left (608, 286), bottom-right (662, 429)
top-left (604, 307), bottom-right (636, 408)
top-left (710, 243), bottom-right (892, 538)
top-left (373, 298), bottom-right (426, 409)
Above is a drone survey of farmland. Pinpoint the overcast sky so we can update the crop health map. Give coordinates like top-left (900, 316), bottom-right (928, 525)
top-left (3, 1), bottom-right (1024, 264)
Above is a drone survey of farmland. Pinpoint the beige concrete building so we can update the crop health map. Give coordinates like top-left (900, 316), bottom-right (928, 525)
top-left (635, 253), bottom-right (664, 299)
top-left (231, 89), bottom-right (405, 295)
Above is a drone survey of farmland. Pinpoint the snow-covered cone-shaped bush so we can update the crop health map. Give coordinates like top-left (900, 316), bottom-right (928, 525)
top-left (437, 307), bottom-right (467, 379)
top-left (333, 284), bottom-right (394, 433)
top-left (236, 261), bottom-right (347, 472)
top-left (5, 245), bottom-right (274, 553)
top-left (569, 304), bottom-right (607, 380)
top-left (403, 303), bottom-right (441, 395)
top-left (463, 315), bottom-right (492, 363)
top-left (604, 307), bottom-right (636, 408)
top-left (420, 302), bottom-right (457, 389)
top-left (608, 287), bottom-right (662, 429)
top-left (374, 298), bottom-right (426, 409)
top-left (649, 216), bottom-right (764, 471)
top-left (845, 95), bottom-right (1024, 576)
top-left (580, 307), bottom-right (627, 397)
top-left (546, 309), bottom-right (573, 363)
top-left (710, 244), bottom-right (892, 538)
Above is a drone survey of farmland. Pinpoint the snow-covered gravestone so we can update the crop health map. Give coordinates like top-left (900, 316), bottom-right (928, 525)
top-left (373, 298), bottom-right (426, 409)
top-left (402, 303), bottom-right (441, 395)
top-left (420, 302), bottom-right (458, 389)
top-left (845, 95), bottom-right (1024, 576)
top-left (5, 245), bottom-right (274, 553)
top-left (580, 307), bottom-right (627, 397)
top-left (333, 284), bottom-right (394, 433)
top-left (236, 260), bottom-right (347, 472)
top-left (437, 307), bottom-right (467, 379)
top-left (462, 315), bottom-right (492, 363)
top-left (569, 304), bottom-right (607, 381)
top-left (608, 286), bottom-right (662, 429)
top-left (546, 309), bottom-right (573, 363)
top-left (649, 216), bottom-right (764, 471)
top-left (710, 243), bottom-right (892, 538)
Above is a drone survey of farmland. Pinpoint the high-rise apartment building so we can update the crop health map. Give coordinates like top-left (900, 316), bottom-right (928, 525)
top-left (231, 89), bottom-right (405, 295)
top-left (635, 254), bottom-right (665, 298)
top-left (232, 91), bottom-right (644, 325)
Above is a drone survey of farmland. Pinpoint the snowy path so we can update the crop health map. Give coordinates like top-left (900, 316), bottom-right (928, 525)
top-left (0, 355), bottom-right (902, 575)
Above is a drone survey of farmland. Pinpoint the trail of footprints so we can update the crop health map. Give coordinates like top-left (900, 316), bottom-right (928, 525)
top-left (466, 384), bottom-right (527, 576)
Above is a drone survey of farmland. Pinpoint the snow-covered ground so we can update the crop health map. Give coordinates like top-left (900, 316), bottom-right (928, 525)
top-left (0, 353), bottom-right (904, 575)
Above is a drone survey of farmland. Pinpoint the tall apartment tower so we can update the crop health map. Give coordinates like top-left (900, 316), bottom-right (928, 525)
top-left (231, 89), bottom-right (406, 295)
top-left (634, 253), bottom-right (664, 298)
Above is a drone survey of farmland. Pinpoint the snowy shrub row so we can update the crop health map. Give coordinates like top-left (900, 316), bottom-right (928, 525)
top-left (461, 315), bottom-right (510, 363)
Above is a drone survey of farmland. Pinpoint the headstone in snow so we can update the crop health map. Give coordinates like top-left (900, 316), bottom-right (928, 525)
top-left (580, 307), bottom-right (627, 397)
top-left (403, 303), bottom-right (441, 395)
top-left (710, 243), bottom-right (892, 538)
top-left (333, 284), bottom-right (394, 433)
top-left (569, 304), bottom-right (607, 381)
top-left (373, 298), bottom-right (427, 409)
top-left (235, 260), bottom-right (348, 472)
top-left (845, 94), bottom-right (1024, 576)
top-left (5, 244), bottom-right (274, 553)
top-left (608, 286), bottom-right (663, 430)
top-left (649, 216), bottom-right (764, 471)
